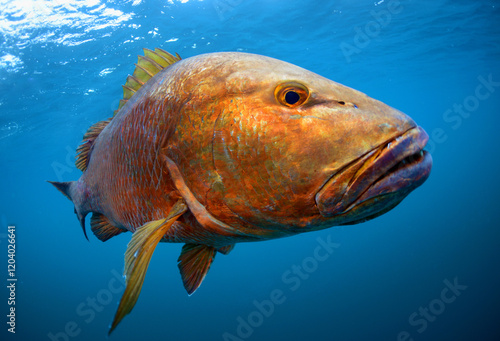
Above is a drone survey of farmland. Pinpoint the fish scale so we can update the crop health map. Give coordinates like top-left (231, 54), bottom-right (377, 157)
top-left (49, 50), bottom-right (431, 334)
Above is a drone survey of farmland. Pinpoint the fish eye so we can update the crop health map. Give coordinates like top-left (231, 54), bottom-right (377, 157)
top-left (285, 91), bottom-right (300, 105)
top-left (275, 82), bottom-right (309, 108)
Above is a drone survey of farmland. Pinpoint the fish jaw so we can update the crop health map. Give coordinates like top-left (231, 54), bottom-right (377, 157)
top-left (315, 126), bottom-right (432, 222)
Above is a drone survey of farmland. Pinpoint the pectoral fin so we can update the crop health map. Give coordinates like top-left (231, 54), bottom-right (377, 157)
top-left (109, 200), bottom-right (187, 335)
top-left (178, 243), bottom-right (217, 295)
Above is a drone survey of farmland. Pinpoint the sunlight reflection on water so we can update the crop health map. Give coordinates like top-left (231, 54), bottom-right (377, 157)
top-left (0, 0), bottom-right (133, 70)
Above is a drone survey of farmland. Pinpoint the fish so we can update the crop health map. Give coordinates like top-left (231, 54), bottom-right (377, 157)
top-left (49, 48), bottom-right (432, 333)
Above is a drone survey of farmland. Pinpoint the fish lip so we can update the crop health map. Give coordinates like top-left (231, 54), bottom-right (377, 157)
top-left (344, 149), bottom-right (432, 216)
top-left (316, 126), bottom-right (432, 217)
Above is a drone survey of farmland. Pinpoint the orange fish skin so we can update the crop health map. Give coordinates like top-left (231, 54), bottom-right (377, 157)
top-left (69, 52), bottom-right (431, 247)
top-left (162, 53), bottom-right (430, 238)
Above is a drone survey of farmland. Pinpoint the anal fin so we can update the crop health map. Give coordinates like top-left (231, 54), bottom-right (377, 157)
top-left (178, 243), bottom-right (217, 295)
top-left (90, 213), bottom-right (126, 242)
top-left (217, 244), bottom-right (235, 255)
top-left (109, 200), bottom-right (187, 335)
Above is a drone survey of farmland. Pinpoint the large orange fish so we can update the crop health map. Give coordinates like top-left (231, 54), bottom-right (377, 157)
top-left (50, 48), bottom-right (432, 333)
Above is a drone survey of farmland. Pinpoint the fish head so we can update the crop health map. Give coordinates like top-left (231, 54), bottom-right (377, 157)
top-left (171, 53), bottom-right (432, 235)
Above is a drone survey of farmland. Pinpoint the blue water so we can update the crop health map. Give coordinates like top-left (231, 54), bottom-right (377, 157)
top-left (1, 0), bottom-right (499, 340)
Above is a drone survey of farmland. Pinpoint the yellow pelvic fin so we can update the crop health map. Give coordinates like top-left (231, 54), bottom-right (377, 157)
top-left (75, 118), bottom-right (112, 171)
top-left (109, 200), bottom-right (187, 335)
top-left (178, 243), bottom-right (217, 296)
top-left (114, 48), bottom-right (181, 115)
top-left (90, 213), bottom-right (126, 242)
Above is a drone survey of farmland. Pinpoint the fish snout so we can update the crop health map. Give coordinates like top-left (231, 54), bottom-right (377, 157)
top-left (315, 126), bottom-right (432, 222)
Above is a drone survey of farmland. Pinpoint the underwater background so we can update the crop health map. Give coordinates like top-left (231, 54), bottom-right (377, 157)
top-left (1, 0), bottom-right (499, 340)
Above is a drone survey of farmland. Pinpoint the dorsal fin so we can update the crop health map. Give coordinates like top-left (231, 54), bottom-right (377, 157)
top-left (76, 48), bottom-right (181, 171)
top-left (75, 118), bottom-right (112, 171)
top-left (90, 213), bottom-right (126, 242)
top-left (114, 48), bottom-right (181, 115)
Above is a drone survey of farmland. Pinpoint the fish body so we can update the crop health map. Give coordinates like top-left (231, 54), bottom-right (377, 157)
top-left (50, 50), bottom-right (432, 332)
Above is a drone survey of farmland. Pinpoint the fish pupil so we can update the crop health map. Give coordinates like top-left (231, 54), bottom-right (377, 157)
top-left (285, 90), bottom-right (300, 105)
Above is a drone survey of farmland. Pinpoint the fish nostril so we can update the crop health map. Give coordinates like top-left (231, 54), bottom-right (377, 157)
top-left (337, 101), bottom-right (358, 108)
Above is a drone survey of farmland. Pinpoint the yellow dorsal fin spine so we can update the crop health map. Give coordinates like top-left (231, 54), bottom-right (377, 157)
top-left (122, 85), bottom-right (136, 101)
top-left (75, 118), bottom-right (112, 171)
top-left (114, 48), bottom-right (182, 116)
top-left (144, 48), bottom-right (170, 67)
top-left (155, 48), bottom-right (181, 64)
top-left (125, 75), bottom-right (144, 91)
top-left (132, 64), bottom-right (153, 82)
top-left (137, 55), bottom-right (163, 74)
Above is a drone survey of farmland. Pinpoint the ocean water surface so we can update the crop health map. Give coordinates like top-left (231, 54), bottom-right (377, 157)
top-left (1, 0), bottom-right (499, 340)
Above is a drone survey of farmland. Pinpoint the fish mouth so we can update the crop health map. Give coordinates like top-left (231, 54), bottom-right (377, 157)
top-left (315, 126), bottom-right (432, 222)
